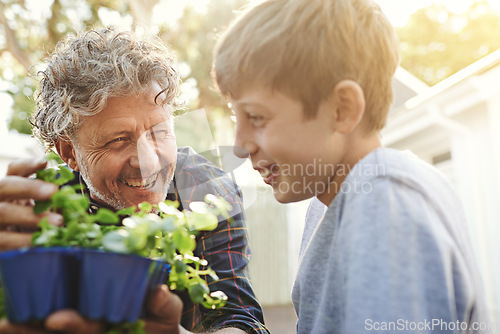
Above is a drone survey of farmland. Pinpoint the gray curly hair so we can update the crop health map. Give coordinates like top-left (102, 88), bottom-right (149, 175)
top-left (32, 27), bottom-right (179, 148)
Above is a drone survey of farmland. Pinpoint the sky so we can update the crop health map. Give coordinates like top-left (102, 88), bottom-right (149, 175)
top-left (150, 0), bottom-right (500, 29)
top-left (153, 0), bottom-right (500, 27)
top-left (374, 0), bottom-right (500, 26)
top-left (15, 0), bottom-right (500, 30)
top-left (376, 0), bottom-right (500, 26)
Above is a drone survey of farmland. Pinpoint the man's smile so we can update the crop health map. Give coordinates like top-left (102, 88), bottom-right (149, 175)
top-left (120, 172), bottom-right (159, 190)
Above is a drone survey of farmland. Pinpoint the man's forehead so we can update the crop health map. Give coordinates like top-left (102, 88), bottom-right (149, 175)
top-left (76, 96), bottom-right (173, 140)
top-left (147, 81), bottom-right (170, 104)
top-left (80, 103), bottom-right (172, 124)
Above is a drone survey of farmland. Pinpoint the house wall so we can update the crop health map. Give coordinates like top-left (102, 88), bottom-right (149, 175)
top-left (235, 162), bottom-right (309, 306)
top-left (245, 187), bottom-right (295, 305)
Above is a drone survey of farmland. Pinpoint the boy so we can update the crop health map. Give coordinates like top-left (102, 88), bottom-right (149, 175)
top-left (213, 0), bottom-right (490, 333)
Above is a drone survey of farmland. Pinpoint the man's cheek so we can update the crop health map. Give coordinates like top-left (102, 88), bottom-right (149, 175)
top-left (162, 142), bottom-right (177, 166)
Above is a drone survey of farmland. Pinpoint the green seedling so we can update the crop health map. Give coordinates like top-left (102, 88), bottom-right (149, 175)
top-left (22, 153), bottom-right (231, 333)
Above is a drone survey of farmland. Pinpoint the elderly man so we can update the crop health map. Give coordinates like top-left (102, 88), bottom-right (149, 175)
top-left (0, 28), bottom-right (268, 334)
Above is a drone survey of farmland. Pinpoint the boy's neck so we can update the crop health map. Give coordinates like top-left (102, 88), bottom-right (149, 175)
top-left (317, 133), bottom-right (382, 206)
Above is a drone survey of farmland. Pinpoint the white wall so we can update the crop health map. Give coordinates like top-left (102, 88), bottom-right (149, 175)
top-left (235, 161), bottom-right (309, 306)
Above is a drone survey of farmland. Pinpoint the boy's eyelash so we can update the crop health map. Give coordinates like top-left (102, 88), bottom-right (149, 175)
top-left (247, 113), bottom-right (265, 127)
top-left (247, 112), bottom-right (264, 120)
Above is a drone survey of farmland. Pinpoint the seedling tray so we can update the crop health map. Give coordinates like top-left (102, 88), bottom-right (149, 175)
top-left (0, 247), bottom-right (169, 324)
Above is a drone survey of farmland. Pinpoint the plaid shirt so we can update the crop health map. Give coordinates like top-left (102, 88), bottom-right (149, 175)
top-left (71, 146), bottom-right (270, 333)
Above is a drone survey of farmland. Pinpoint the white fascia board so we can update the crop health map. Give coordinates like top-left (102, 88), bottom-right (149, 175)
top-left (382, 106), bottom-right (435, 146)
top-left (403, 49), bottom-right (500, 110)
top-left (382, 102), bottom-right (470, 147)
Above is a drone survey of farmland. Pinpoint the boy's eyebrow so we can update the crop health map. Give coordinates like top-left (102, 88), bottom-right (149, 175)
top-left (232, 101), bottom-right (266, 110)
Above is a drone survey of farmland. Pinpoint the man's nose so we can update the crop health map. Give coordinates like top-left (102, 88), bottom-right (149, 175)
top-left (129, 135), bottom-right (159, 175)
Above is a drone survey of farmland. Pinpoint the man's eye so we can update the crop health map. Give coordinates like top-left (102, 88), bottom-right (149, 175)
top-left (107, 137), bottom-right (127, 146)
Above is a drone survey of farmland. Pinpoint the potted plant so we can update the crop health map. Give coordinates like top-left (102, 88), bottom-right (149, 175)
top-left (0, 153), bottom-right (230, 333)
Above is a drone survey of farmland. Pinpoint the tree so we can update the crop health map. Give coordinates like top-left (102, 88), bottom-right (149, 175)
top-left (161, 0), bottom-right (246, 110)
top-left (0, 0), bottom-right (154, 134)
top-left (4, 0), bottom-right (500, 134)
top-left (1, 0), bottom-right (248, 147)
top-left (397, 0), bottom-right (500, 85)
top-left (156, 0), bottom-right (247, 149)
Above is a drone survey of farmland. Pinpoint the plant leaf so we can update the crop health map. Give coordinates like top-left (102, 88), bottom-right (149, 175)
top-left (102, 230), bottom-right (129, 253)
top-left (94, 208), bottom-right (119, 224)
top-left (33, 200), bottom-right (52, 214)
top-left (187, 282), bottom-right (209, 304)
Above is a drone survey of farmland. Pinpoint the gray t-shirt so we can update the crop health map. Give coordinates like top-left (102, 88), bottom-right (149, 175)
top-left (292, 148), bottom-right (490, 334)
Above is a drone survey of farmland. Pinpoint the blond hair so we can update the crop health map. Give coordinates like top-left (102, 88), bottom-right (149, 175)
top-left (32, 27), bottom-right (179, 148)
top-left (213, 0), bottom-right (400, 132)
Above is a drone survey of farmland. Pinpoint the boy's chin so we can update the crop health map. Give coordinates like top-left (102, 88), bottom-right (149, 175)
top-left (272, 189), bottom-right (311, 204)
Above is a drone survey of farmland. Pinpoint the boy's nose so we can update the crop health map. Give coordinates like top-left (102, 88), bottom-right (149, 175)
top-left (233, 146), bottom-right (250, 159)
top-left (234, 121), bottom-right (257, 159)
top-left (129, 135), bottom-right (160, 175)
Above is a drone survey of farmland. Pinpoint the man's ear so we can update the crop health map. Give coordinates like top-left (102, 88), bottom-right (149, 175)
top-left (330, 80), bottom-right (366, 134)
top-left (54, 139), bottom-right (80, 172)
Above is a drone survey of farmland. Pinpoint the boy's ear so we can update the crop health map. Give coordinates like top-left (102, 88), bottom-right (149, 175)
top-left (330, 80), bottom-right (366, 134)
top-left (54, 139), bottom-right (80, 172)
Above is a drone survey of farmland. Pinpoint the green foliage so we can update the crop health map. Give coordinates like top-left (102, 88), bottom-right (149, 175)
top-left (23, 153), bottom-right (231, 331)
top-left (162, 0), bottom-right (246, 112)
top-left (0, 0), bottom-right (127, 134)
top-left (158, 0), bottom-right (247, 147)
top-left (398, 1), bottom-right (500, 85)
top-left (33, 153), bottom-right (229, 308)
top-left (3, 0), bottom-right (244, 150)
top-left (0, 286), bottom-right (5, 320)
top-left (5, 77), bottom-right (36, 135)
top-left (105, 320), bottom-right (147, 334)
top-left (100, 199), bottom-right (229, 310)
top-left (6, 0), bottom-right (499, 136)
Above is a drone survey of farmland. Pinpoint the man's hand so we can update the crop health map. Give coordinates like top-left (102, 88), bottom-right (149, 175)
top-left (0, 160), bottom-right (246, 334)
top-left (0, 158), bottom-right (62, 250)
top-left (44, 286), bottom-right (185, 334)
top-left (142, 285), bottom-right (184, 333)
top-left (0, 286), bottom-right (248, 334)
top-left (0, 285), bottom-right (184, 334)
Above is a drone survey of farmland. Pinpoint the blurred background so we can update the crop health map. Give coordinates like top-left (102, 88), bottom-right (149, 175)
top-left (1, 0), bottom-right (500, 332)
